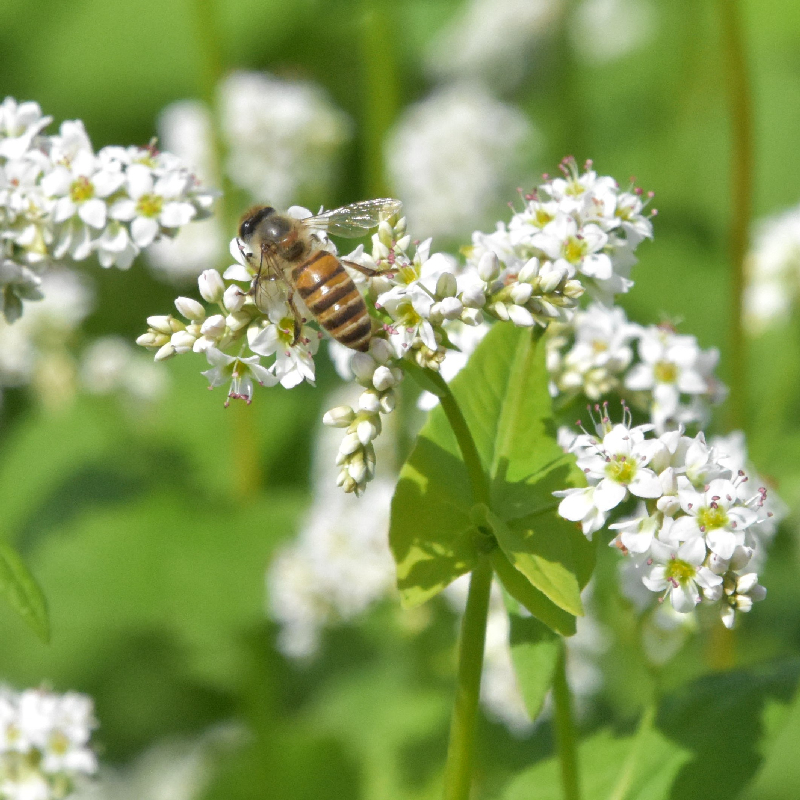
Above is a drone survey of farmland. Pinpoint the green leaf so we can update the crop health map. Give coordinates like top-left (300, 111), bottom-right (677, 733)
top-left (0, 541), bottom-right (49, 642)
top-left (389, 422), bottom-right (479, 608)
top-left (500, 727), bottom-right (691, 800)
top-left (484, 505), bottom-right (587, 617)
top-left (390, 323), bottom-right (593, 614)
top-left (491, 549), bottom-right (576, 636)
top-left (506, 603), bottom-right (561, 719)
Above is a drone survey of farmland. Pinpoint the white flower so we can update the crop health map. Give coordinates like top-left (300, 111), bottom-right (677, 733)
top-left (248, 315), bottom-right (319, 388)
top-left (670, 478), bottom-right (758, 560)
top-left (642, 537), bottom-right (722, 613)
top-left (201, 347), bottom-right (278, 404)
top-left (220, 71), bottom-right (351, 207)
top-left (385, 83), bottom-right (536, 239)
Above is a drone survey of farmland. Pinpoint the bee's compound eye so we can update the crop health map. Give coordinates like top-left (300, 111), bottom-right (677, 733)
top-left (238, 206), bottom-right (275, 240)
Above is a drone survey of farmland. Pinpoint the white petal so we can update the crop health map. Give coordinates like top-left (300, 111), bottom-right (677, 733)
top-left (594, 478), bottom-right (627, 511)
top-left (131, 216), bottom-right (159, 247)
top-left (557, 488), bottom-right (595, 522)
top-left (78, 198), bottom-right (107, 229)
top-left (629, 469), bottom-right (663, 498)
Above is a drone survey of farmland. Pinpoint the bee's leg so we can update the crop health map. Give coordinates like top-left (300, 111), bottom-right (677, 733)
top-left (342, 259), bottom-right (383, 278)
top-left (287, 293), bottom-right (304, 346)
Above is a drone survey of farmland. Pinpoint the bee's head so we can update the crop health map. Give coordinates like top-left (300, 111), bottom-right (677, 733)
top-left (238, 206), bottom-right (285, 243)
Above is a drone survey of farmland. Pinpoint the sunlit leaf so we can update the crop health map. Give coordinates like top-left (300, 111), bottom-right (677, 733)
top-left (0, 541), bottom-right (49, 642)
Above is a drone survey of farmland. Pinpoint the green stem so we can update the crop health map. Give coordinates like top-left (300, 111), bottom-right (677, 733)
top-left (360, 0), bottom-right (400, 198)
top-left (553, 642), bottom-right (581, 800)
top-left (442, 556), bottom-right (494, 800)
top-left (424, 370), bottom-right (490, 507)
top-left (607, 703), bottom-right (657, 800)
top-left (718, 0), bottom-right (754, 432)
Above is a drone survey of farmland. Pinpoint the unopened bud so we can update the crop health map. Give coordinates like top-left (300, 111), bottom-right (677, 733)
top-left (226, 310), bottom-right (251, 332)
top-left (461, 307), bottom-right (484, 326)
top-left (136, 331), bottom-right (168, 348)
top-left (396, 234), bottom-right (411, 252)
top-left (369, 337), bottom-right (393, 364)
top-left (223, 284), bottom-right (246, 313)
top-left (200, 314), bottom-right (226, 339)
top-left (372, 365), bottom-right (398, 392)
top-left (323, 406), bottom-right (356, 427)
top-left (477, 251), bottom-right (500, 281)
top-left (507, 305), bottom-right (535, 327)
top-left (147, 315), bottom-right (181, 335)
top-left (492, 302), bottom-right (509, 321)
top-left (436, 272), bottom-right (457, 298)
top-left (154, 342), bottom-right (176, 361)
top-left (357, 418), bottom-right (379, 445)
top-left (439, 297), bottom-right (463, 320)
top-left (460, 284), bottom-right (486, 308)
top-left (517, 258), bottom-right (540, 283)
top-left (379, 390), bottom-right (396, 414)
top-left (351, 352), bottom-right (377, 383)
top-left (171, 329), bottom-right (197, 353)
top-left (359, 390), bottom-right (381, 414)
top-left (198, 269), bottom-right (226, 303)
top-left (338, 431), bottom-right (362, 457)
top-left (175, 296), bottom-right (206, 322)
top-left (510, 283), bottom-right (533, 305)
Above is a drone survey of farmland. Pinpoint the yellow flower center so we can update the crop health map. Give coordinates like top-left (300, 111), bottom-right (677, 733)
top-left (565, 180), bottom-right (585, 197)
top-left (605, 454), bottom-right (637, 484)
top-left (49, 731), bottom-right (70, 756)
top-left (592, 340), bottom-right (608, 353)
top-left (564, 237), bottom-right (587, 264)
top-left (697, 505), bottom-right (729, 531)
top-left (69, 176), bottom-right (95, 203)
top-left (665, 558), bottom-right (696, 585)
top-left (398, 264), bottom-right (419, 285)
top-left (136, 193), bottom-right (163, 218)
top-left (534, 208), bottom-right (554, 226)
top-left (654, 360), bottom-right (678, 383)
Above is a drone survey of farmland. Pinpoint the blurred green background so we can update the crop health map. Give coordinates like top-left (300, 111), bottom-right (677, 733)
top-left (1, 0), bottom-right (800, 798)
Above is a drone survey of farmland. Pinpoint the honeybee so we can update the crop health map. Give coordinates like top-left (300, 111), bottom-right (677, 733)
top-left (237, 199), bottom-right (403, 352)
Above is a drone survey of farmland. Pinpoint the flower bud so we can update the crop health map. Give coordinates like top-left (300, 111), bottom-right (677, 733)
top-left (492, 302), bottom-right (509, 321)
top-left (439, 297), bottom-right (463, 320)
top-left (200, 314), bottom-right (226, 339)
top-left (539, 265), bottom-right (567, 294)
top-left (351, 352), bottom-right (377, 383)
top-left (477, 251), bottom-right (500, 281)
top-left (461, 308), bottom-right (484, 326)
top-left (154, 342), bottom-right (176, 361)
top-left (338, 431), bottom-right (362, 457)
top-left (226, 311), bottom-right (251, 331)
top-left (171, 329), bottom-right (197, 353)
top-left (396, 234), bottom-right (411, 252)
top-left (136, 331), bottom-right (168, 348)
top-left (372, 365), bottom-right (397, 392)
top-left (193, 337), bottom-right (215, 353)
top-left (517, 258), bottom-right (540, 283)
top-left (357, 418), bottom-right (379, 446)
top-left (323, 406), bottom-right (356, 427)
top-left (563, 280), bottom-right (585, 299)
top-left (198, 269), bottom-right (226, 303)
top-left (147, 315), bottom-right (180, 335)
top-left (369, 337), bottom-right (393, 364)
top-left (175, 296), bottom-right (206, 322)
top-left (510, 282), bottom-right (533, 305)
top-left (359, 390), bottom-right (381, 414)
top-left (460, 284), bottom-right (486, 308)
top-left (507, 305), bottom-right (535, 327)
top-left (379, 390), bottom-right (396, 414)
top-left (223, 284), bottom-right (246, 313)
top-left (348, 453), bottom-right (368, 485)
top-left (436, 272), bottom-right (457, 298)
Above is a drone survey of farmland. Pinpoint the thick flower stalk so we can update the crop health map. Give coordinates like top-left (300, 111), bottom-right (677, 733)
top-left (0, 97), bottom-right (216, 321)
top-left (0, 686), bottom-right (97, 799)
top-left (555, 407), bottom-right (775, 628)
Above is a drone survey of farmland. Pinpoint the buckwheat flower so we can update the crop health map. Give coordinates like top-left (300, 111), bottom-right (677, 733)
top-left (570, 0), bottom-right (656, 65)
top-left (0, 97), bottom-right (52, 159)
top-left (743, 204), bottom-right (800, 332)
top-left (642, 537), bottom-right (722, 613)
top-left (719, 571), bottom-right (767, 629)
top-left (609, 507), bottom-right (668, 554)
top-left (201, 348), bottom-right (278, 405)
top-left (547, 302), bottom-right (640, 400)
top-left (220, 71), bottom-right (352, 207)
top-left (712, 431), bottom-right (787, 549)
top-left (671, 477), bottom-right (759, 560)
top-left (624, 324), bottom-right (724, 432)
top-left (0, 686), bottom-right (98, 800)
top-left (248, 312), bottom-right (320, 388)
top-left (385, 83), bottom-right (536, 239)
top-left (425, 0), bottom-right (562, 90)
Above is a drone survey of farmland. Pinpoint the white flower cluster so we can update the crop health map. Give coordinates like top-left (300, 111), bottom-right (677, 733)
top-left (547, 303), bottom-right (727, 432)
top-left (0, 97), bottom-right (216, 321)
top-left (556, 410), bottom-right (774, 628)
top-left (468, 157), bottom-right (654, 305)
top-left (385, 83), bottom-right (536, 240)
top-left (744, 204), bottom-right (800, 333)
top-left (220, 72), bottom-right (352, 208)
top-left (0, 687), bottom-right (97, 800)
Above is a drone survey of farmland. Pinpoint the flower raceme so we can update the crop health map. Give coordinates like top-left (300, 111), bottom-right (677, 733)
top-left (0, 96), bottom-right (216, 321)
top-left (138, 159), bottom-right (656, 496)
top-left (555, 409), bottom-right (771, 627)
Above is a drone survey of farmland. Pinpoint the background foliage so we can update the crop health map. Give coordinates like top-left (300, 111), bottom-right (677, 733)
top-left (1, 0), bottom-right (800, 798)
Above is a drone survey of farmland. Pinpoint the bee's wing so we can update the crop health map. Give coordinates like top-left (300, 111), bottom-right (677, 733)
top-left (303, 199), bottom-right (403, 238)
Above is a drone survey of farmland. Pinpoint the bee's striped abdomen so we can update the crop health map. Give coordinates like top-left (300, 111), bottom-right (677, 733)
top-left (292, 251), bottom-right (372, 351)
